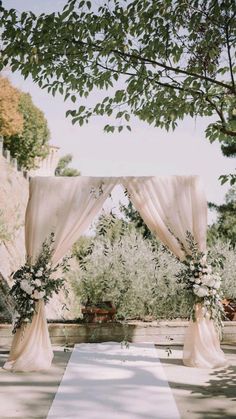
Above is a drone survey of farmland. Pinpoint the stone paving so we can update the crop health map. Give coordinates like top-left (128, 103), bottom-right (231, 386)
top-left (0, 344), bottom-right (235, 419)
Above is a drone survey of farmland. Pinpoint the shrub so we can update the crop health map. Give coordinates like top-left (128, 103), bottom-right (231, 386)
top-left (208, 240), bottom-right (236, 300)
top-left (72, 230), bottom-right (191, 320)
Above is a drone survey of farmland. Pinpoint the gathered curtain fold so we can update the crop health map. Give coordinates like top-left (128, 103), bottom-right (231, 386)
top-left (124, 176), bottom-right (227, 368)
top-left (4, 176), bottom-right (119, 372)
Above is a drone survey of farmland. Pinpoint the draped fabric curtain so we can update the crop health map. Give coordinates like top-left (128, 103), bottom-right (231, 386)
top-left (4, 176), bottom-right (119, 372)
top-left (124, 176), bottom-right (227, 368)
top-left (4, 175), bottom-right (226, 371)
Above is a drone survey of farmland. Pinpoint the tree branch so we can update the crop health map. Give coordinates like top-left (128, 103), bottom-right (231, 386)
top-left (225, 22), bottom-right (235, 93)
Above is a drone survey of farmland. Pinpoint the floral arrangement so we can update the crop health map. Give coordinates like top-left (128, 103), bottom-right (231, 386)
top-left (176, 232), bottom-right (225, 328)
top-left (10, 233), bottom-right (70, 333)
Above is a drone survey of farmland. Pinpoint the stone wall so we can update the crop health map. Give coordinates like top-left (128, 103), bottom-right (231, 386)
top-left (0, 321), bottom-right (236, 349)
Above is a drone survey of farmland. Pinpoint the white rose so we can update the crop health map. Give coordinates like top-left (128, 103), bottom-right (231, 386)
top-left (201, 275), bottom-right (215, 288)
top-left (34, 279), bottom-right (42, 287)
top-left (20, 280), bottom-right (34, 295)
top-left (189, 276), bottom-right (195, 282)
top-left (36, 270), bottom-right (43, 278)
top-left (193, 285), bottom-right (209, 298)
top-left (194, 278), bottom-right (201, 285)
top-left (20, 279), bottom-right (28, 290)
top-left (213, 280), bottom-right (221, 290)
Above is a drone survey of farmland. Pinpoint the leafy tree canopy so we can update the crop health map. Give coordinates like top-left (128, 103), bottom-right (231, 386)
top-left (55, 154), bottom-right (80, 176)
top-left (3, 92), bottom-right (50, 169)
top-left (0, 76), bottom-right (23, 138)
top-left (0, 0), bottom-right (235, 181)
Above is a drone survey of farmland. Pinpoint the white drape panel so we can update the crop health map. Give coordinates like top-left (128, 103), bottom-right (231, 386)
top-left (4, 176), bottom-right (119, 372)
top-left (124, 176), bottom-right (227, 368)
top-left (123, 176), bottom-right (207, 260)
top-left (183, 304), bottom-right (227, 368)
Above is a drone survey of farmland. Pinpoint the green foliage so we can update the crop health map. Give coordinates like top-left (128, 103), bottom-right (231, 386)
top-left (1, 0), bottom-right (235, 184)
top-left (95, 211), bottom-right (130, 243)
top-left (72, 228), bottom-right (191, 320)
top-left (55, 154), bottom-right (80, 176)
top-left (72, 212), bottom-right (236, 321)
top-left (0, 210), bottom-right (10, 242)
top-left (120, 198), bottom-right (157, 241)
top-left (208, 240), bottom-right (236, 301)
top-left (0, 274), bottom-right (14, 322)
top-left (208, 186), bottom-right (236, 246)
top-left (3, 92), bottom-right (50, 169)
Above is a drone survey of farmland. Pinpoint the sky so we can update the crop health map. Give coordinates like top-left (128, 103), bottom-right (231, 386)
top-left (2, 0), bottom-right (236, 223)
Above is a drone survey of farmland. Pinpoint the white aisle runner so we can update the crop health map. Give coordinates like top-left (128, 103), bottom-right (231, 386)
top-left (47, 343), bottom-right (180, 419)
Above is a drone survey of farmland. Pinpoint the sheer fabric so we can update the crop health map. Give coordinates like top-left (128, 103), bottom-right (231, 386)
top-left (183, 304), bottom-right (227, 368)
top-left (4, 175), bottom-right (226, 371)
top-left (4, 177), bottom-right (118, 371)
top-left (124, 176), bottom-right (227, 368)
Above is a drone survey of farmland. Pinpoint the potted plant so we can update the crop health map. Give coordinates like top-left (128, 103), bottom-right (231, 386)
top-left (222, 298), bottom-right (236, 321)
top-left (78, 272), bottom-right (116, 323)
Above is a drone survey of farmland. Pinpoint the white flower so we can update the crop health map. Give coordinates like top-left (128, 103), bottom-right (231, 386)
top-left (207, 266), bottom-right (212, 274)
top-left (201, 275), bottom-right (215, 288)
top-left (20, 279), bottom-right (34, 295)
top-left (32, 290), bottom-right (46, 300)
top-left (34, 279), bottom-right (42, 287)
top-left (36, 270), bottom-right (43, 278)
top-left (193, 285), bottom-right (209, 298)
top-left (213, 280), bottom-right (221, 290)
top-left (189, 276), bottom-right (195, 282)
top-left (194, 278), bottom-right (201, 285)
top-left (200, 255), bottom-right (207, 266)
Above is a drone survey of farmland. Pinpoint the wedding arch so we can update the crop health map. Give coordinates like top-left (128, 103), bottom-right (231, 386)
top-left (4, 175), bottom-right (227, 372)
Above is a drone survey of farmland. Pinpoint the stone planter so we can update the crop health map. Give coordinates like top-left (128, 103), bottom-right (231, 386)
top-left (222, 299), bottom-right (236, 321)
top-left (81, 302), bottom-right (116, 323)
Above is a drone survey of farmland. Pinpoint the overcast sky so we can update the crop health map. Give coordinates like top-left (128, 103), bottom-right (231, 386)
top-left (3, 0), bottom-right (236, 222)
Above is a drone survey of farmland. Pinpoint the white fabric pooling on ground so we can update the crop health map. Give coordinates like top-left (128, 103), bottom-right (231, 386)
top-left (47, 342), bottom-right (180, 419)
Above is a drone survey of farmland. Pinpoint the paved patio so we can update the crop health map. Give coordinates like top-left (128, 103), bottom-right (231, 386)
top-left (0, 344), bottom-right (235, 419)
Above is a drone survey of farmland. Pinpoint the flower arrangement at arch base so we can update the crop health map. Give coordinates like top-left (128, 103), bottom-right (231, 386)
top-left (10, 233), bottom-right (70, 334)
top-left (176, 232), bottom-right (225, 329)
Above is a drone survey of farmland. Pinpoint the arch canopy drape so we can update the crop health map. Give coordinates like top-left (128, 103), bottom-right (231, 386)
top-left (4, 175), bottom-right (227, 371)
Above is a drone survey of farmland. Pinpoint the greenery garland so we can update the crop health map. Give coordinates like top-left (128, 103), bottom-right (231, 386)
top-left (10, 233), bottom-right (70, 333)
